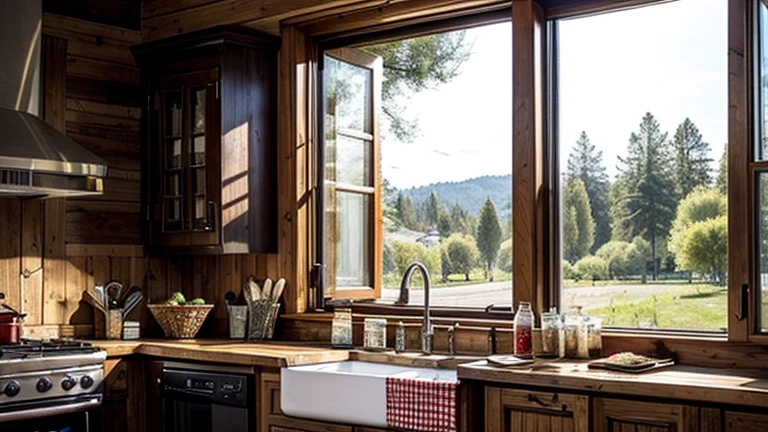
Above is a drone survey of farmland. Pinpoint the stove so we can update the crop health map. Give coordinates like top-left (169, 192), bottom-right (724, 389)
top-left (0, 339), bottom-right (106, 425)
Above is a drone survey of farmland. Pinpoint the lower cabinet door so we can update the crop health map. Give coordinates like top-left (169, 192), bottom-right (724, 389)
top-left (485, 387), bottom-right (589, 432)
top-left (593, 398), bottom-right (699, 432)
top-left (725, 411), bottom-right (768, 432)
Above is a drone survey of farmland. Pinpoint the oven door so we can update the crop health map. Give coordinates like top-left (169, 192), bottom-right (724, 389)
top-left (0, 394), bottom-right (101, 432)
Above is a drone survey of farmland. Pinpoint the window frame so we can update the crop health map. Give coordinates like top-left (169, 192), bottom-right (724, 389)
top-left (299, 0), bottom-right (766, 344)
top-left (318, 47), bottom-right (383, 302)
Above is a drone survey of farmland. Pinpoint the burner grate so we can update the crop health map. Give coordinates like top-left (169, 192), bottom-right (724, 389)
top-left (0, 339), bottom-right (98, 360)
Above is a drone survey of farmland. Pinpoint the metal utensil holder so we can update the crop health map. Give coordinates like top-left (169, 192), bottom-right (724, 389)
top-left (247, 300), bottom-right (280, 340)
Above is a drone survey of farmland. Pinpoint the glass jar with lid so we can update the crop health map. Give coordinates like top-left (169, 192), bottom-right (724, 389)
top-left (514, 301), bottom-right (535, 358)
top-left (563, 314), bottom-right (589, 359)
top-left (540, 307), bottom-right (563, 358)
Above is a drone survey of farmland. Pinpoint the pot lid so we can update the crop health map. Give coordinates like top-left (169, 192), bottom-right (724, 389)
top-left (0, 293), bottom-right (21, 316)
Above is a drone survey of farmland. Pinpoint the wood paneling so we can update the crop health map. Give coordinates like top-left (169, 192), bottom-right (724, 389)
top-left (724, 411), bottom-right (768, 432)
top-left (43, 0), bottom-right (142, 31)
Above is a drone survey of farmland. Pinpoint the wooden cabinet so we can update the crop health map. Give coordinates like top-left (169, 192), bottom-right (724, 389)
top-left (724, 411), bottom-right (768, 431)
top-left (99, 359), bottom-right (144, 432)
top-left (593, 398), bottom-right (699, 432)
top-left (485, 387), bottom-right (589, 432)
top-left (133, 28), bottom-right (278, 254)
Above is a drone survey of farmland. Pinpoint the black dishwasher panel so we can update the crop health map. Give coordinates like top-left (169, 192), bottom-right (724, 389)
top-left (161, 367), bottom-right (254, 432)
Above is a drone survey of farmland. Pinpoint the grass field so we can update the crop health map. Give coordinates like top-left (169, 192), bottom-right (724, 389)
top-left (583, 284), bottom-right (727, 331)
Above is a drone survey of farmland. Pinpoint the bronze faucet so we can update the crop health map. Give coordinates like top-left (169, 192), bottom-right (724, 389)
top-left (396, 262), bottom-right (433, 355)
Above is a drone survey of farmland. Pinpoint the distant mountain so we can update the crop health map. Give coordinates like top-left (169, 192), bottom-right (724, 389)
top-left (399, 174), bottom-right (512, 218)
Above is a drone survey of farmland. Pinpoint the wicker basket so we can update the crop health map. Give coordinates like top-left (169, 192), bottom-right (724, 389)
top-left (147, 304), bottom-right (214, 339)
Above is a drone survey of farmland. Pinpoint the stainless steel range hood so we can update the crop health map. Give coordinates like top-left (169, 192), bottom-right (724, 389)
top-left (0, 108), bottom-right (107, 198)
top-left (0, 0), bottom-right (107, 199)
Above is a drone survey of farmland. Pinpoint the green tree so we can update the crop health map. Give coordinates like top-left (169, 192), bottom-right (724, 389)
top-left (422, 191), bottom-right (441, 229)
top-left (395, 193), bottom-right (418, 230)
top-left (566, 132), bottom-right (611, 251)
top-left (672, 118), bottom-right (713, 199)
top-left (438, 210), bottom-right (453, 238)
top-left (668, 187), bottom-right (727, 259)
top-left (363, 32), bottom-right (471, 142)
top-left (678, 216), bottom-right (728, 284)
top-left (573, 255), bottom-right (609, 283)
top-left (596, 238), bottom-right (647, 280)
top-left (716, 143), bottom-right (728, 195)
top-left (563, 178), bottom-right (594, 263)
top-left (496, 238), bottom-right (513, 273)
top-left (614, 113), bottom-right (677, 280)
top-left (450, 203), bottom-right (475, 236)
top-left (476, 197), bottom-right (503, 280)
top-left (609, 180), bottom-right (633, 241)
top-left (441, 233), bottom-right (480, 281)
top-left (392, 241), bottom-right (441, 281)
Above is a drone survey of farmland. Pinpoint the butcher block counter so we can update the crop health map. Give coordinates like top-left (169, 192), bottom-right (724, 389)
top-left (459, 358), bottom-right (768, 409)
top-left (90, 339), bottom-right (350, 368)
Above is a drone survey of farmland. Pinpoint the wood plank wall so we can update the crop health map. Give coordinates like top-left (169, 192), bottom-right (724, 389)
top-left (0, 10), bottom-right (280, 339)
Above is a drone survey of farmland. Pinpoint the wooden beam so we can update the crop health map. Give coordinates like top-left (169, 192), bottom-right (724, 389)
top-left (43, 13), bottom-right (141, 44)
top-left (295, 0), bottom-right (507, 37)
top-left (728, 0), bottom-right (750, 342)
top-left (141, 0), bottom-right (365, 42)
top-left (512, 0), bottom-right (547, 315)
top-left (277, 26), bottom-right (312, 314)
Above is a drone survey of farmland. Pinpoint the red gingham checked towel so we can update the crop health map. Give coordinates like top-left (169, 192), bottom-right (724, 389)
top-left (386, 377), bottom-right (458, 432)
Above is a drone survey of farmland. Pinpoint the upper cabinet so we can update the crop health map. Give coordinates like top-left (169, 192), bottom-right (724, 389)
top-left (132, 28), bottom-right (279, 254)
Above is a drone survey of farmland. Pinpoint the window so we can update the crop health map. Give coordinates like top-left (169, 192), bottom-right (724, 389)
top-left (555, 0), bottom-right (728, 331)
top-left (320, 21), bottom-right (513, 308)
top-left (757, 0), bottom-right (768, 332)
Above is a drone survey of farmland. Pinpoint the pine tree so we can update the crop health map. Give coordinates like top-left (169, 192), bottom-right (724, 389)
top-left (450, 203), bottom-right (474, 236)
top-left (563, 178), bottom-right (594, 262)
top-left (615, 112), bottom-right (677, 280)
top-left (672, 118), bottom-right (713, 199)
top-left (423, 191), bottom-right (441, 229)
top-left (475, 197), bottom-right (502, 281)
top-left (566, 132), bottom-right (611, 251)
top-left (717, 143), bottom-right (728, 195)
top-left (395, 193), bottom-right (417, 229)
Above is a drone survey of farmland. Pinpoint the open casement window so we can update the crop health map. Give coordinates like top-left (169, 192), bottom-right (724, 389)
top-left (321, 48), bottom-right (383, 300)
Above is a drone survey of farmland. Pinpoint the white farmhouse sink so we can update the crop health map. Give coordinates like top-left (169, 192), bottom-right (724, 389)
top-left (280, 361), bottom-right (458, 427)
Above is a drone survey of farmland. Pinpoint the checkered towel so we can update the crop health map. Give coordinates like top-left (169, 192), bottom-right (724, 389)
top-left (386, 377), bottom-right (458, 432)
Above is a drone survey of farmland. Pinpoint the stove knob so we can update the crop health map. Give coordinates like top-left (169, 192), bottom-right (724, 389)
top-left (61, 376), bottom-right (77, 391)
top-left (3, 381), bottom-right (20, 397)
top-left (36, 377), bottom-right (53, 393)
top-left (80, 375), bottom-right (94, 389)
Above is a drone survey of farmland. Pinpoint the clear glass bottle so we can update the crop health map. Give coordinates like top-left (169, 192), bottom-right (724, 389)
top-left (540, 307), bottom-right (562, 358)
top-left (586, 316), bottom-right (603, 358)
top-left (395, 321), bottom-right (406, 353)
top-left (514, 301), bottom-right (535, 358)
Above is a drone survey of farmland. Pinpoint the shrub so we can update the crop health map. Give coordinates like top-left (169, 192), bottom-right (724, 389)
top-left (573, 255), bottom-right (609, 282)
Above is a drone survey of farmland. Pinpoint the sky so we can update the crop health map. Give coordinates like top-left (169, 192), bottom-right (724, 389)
top-left (376, 0), bottom-right (727, 189)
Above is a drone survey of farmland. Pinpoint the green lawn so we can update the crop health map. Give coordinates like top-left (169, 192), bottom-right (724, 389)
top-left (585, 284), bottom-right (727, 331)
top-left (383, 268), bottom-right (512, 289)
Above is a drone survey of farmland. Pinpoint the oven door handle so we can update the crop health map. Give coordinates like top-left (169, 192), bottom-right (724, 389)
top-left (0, 397), bottom-right (101, 423)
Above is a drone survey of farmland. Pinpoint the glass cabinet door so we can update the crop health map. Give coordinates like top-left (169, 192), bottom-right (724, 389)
top-left (154, 68), bottom-right (218, 241)
top-left (162, 89), bottom-right (184, 232)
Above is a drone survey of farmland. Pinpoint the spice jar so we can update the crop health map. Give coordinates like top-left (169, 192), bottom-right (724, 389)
top-left (585, 316), bottom-right (603, 358)
top-left (514, 301), bottom-right (535, 358)
top-left (540, 308), bottom-right (563, 358)
top-left (564, 314), bottom-right (589, 359)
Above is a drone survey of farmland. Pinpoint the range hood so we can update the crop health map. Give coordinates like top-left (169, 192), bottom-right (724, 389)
top-left (0, 108), bottom-right (107, 198)
top-left (0, 0), bottom-right (107, 199)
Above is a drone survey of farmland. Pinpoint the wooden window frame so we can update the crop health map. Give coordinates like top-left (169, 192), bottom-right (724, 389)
top-left (286, 0), bottom-right (768, 350)
top-left (319, 47), bottom-right (383, 301)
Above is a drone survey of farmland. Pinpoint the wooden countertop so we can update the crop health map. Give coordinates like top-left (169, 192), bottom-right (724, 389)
top-left (458, 359), bottom-right (768, 408)
top-left (90, 339), bottom-right (350, 368)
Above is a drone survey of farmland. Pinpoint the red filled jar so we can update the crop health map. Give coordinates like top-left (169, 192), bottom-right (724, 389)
top-left (0, 315), bottom-right (22, 344)
top-left (514, 301), bottom-right (535, 358)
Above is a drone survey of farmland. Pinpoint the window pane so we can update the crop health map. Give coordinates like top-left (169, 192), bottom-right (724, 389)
top-left (325, 190), bottom-right (371, 289)
top-left (558, 0), bottom-right (727, 331)
top-left (164, 91), bottom-right (182, 137)
top-left (325, 55), bottom-right (372, 133)
top-left (325, 134), bottom-right (371, 187)
top-left (362, 23), bottom-right (513, 308)
top-left (759, 2), bottom-right (768, 161)
top-left (759, 173), bottom-right (768, 331)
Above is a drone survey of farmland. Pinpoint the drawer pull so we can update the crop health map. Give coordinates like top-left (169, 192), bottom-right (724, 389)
top-left (528, 393), bottom-right (565, 411)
